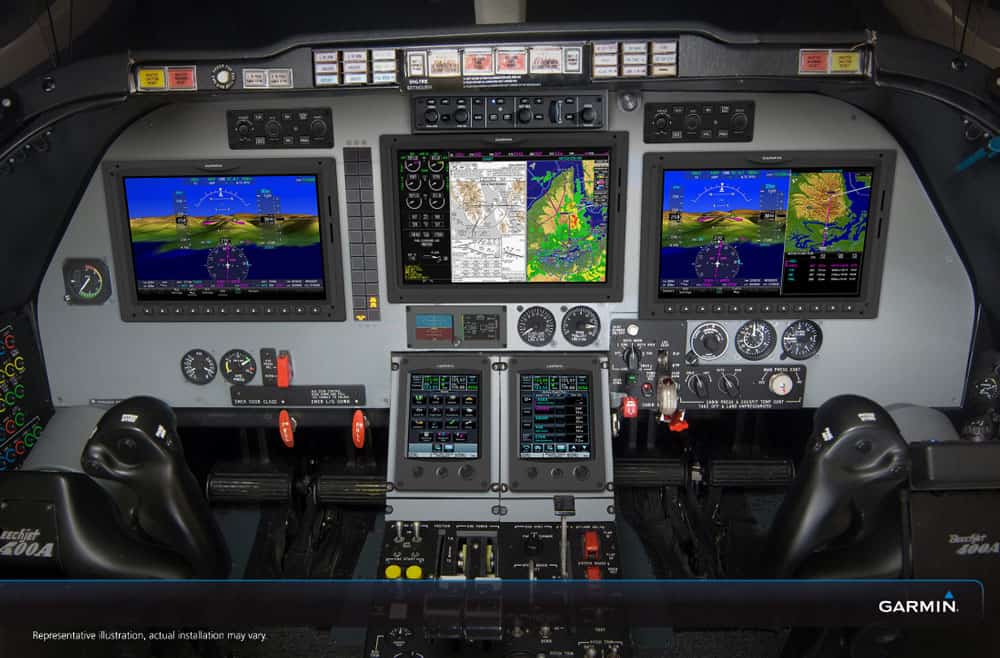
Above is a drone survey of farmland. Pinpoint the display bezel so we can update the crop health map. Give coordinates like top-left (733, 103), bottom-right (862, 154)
top-left (102, 158), bottom-right (346, 322)
top-left (380, 132), bottom-right (628, 303)
top-left (637, 150), bottom-right (896, 320)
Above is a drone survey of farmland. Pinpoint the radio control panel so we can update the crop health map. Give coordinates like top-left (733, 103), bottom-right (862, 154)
top-left (413, 93), bottom-right (605, 131)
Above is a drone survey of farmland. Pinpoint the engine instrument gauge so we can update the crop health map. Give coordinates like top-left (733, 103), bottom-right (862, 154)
top-left (62, 259), bottom-right (111, 305)
top-left (781, 320), bottom-right (823, 360)
top-left (220, 349), bottom-right (257, 384)
top-left (734, 320), bottom-right (777, 361)
top-left (690, 322), bottom-right (728, 360)
top-left (561, 306), bottom-right (601, 347)
top-left (181, 349), bottom-right (218, 385)
top-left (517, 306), bottom-right (556, 347)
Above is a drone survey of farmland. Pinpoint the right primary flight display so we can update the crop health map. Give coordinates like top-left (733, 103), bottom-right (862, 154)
top-left (658, 167), bottom-right (873, 297)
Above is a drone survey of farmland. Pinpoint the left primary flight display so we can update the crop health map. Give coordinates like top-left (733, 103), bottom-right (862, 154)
top-left (122, 174), bottom-right (325, 300)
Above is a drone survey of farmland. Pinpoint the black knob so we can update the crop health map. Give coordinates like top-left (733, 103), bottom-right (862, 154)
top-left (581, 107), bottom-right (597, 123)
top-left (454, 108), bottom-right (469, 123)
top-left (684, 113), bottom-right (701, 131)
top-left (719, 374), bottom-right (740, 399)
top-left (264, 120), bottom-right (281, 138)
top-left (309, 118), bottom-right (328, 137)
top-left (689, 375), bottom-right (708, 399)
top-left (622, 344), bottom-right (642, 370)
top-left (458, 464), bottom-right (474, 480)
top-left (235, 120), bottom-right (252, 137)
top-left (731, 112), bottom-right (749, 131)
top-left (517, 107), bottom-right (533, 124)
top-left (701, 332), bottom-right (722, 354)
top-left (424, 108), bottom-right (439, 124)
top-left (653, 114), bottom-right (668, 131)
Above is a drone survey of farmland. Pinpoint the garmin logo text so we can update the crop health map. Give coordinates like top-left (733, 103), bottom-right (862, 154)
top-left (878, 592), bottom-right (958, 614)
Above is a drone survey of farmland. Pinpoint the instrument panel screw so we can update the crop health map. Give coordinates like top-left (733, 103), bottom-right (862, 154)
top-left (0, 98), bottom-right (11, 108)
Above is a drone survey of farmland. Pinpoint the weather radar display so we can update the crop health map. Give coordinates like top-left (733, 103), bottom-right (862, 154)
top-left (398, 148), bottom-right (610, 285)
top-left (123, 174), bottom-right (325, 300)
top-left (658, 167), bottom-right (873, 298)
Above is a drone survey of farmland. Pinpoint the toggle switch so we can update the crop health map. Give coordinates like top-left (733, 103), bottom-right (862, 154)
top-left (583, 530), bottom-right (600, 559)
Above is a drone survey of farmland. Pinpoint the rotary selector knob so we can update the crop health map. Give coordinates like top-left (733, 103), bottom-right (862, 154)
top-left (769, 372), bottom-right (795, 397)
top-left (454, 108), bottom-right (469, 123)
top-left (517, 107), bottom-right (533, 123)
top-left (731, 112), bottom-right (749, 131)
top-left (684, 113), bottom-right (701, 131)
top-left (622, 344), bottom-right (642, 370)
top-left (424, 108), bottom-right (439, 124)
top-left (309, 118), bottom-right (328, 137)
top-left (581, 106), bottom-right (597, 123)
top-left (719, 373), bottom-right (741, 398)
top-left (235, 120), bottom-right (252, 136)
top-left (653, 114), bottom-right (668, 130)
top-left (688, 374), bottom-right (709, 399)
top-left (264, 120), bottom-right (281, 138)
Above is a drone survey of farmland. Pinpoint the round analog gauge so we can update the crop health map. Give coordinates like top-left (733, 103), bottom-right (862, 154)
top-left (427, 157), bottom-right (445, 173)
top-left (405, 196), bottom-right (422, 210)
top-left (181, 349), bottom-right (218, 385)
top-left (781, 320), bottom-right (823, 360)
top-left (734, 320), bottom-right (777, 361)
top-left (67, 263), bottom-right (105, 301)
top-left (561, 306), bottom-right (601, 347)
top-left (690, 322), bottom-right (728, 360)
top-left (63, 259), bottom-right (111, 305)
top-left (428, 196), bottom-right (446, 210)
top-left (403, 156), bottom-right (422, 173)
top-left (694, 237), bottom-right (742, 282)
top-left (517, 306), bottom-right (557, 347)
top-left (206, 242), bottom-right (250, 281)
top-left (220, 349), bottom-right (257, 384)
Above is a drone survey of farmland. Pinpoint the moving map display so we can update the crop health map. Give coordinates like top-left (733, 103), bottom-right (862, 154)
top-left (658, 167), bottom-right (873, 297)
top-left (397, 148), bottom-right (610, 285)
top-left (122, 174), bottom-right (326, 300)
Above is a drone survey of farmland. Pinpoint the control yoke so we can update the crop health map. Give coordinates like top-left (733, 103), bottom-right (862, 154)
top-left (761, 395), bottom-right (910, 578)
top-left (81, 396), bottom-right (230, 578)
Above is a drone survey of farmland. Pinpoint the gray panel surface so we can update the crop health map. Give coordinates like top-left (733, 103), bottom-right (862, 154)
top-left (36, 92), bottom-right (973, 409)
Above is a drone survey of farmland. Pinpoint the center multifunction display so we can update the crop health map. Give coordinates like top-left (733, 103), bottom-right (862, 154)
top-left (399, 147), bottom-right (609, 284)
top-left (407, 372), bottom-right (481, 459)
top-left (381, 134), bottom-right (627, 303)
top-left (638, 151), bottom-right (895, 319)
top-left (519, 374), bottom-right (592, 459)
top-left (103, 159), bottom-right (346, 322)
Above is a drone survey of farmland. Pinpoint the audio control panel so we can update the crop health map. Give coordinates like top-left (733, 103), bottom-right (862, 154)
top-left (609, 319), bottom-right (806, 411)
top-left (226, 108), bottom-right (333, 149)
top-left (643, 100), bottom-right (754, 143)
top-left (413, 93), bottom-right (605, 131)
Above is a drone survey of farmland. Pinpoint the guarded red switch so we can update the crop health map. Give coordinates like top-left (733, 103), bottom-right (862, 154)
top-left (276, 351), bottom-right (293, 388)
top-left (621, 396), bottom-right (638, 419)
top-left (583, 530), bottom-right (600, 559)
top-left (585, 565), bottom-right (602, 580)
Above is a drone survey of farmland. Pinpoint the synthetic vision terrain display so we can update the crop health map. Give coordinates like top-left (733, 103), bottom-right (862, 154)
top-left (658, 168), bottom-right (870, 293)
top-left (124, 175), bottom-right (323, 290)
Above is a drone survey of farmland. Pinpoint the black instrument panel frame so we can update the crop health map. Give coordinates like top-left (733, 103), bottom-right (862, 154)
top-left (638, 150), bottom-right (896, 320)
top-left (380, 131), bottom-right (628, 304)
top-left (101, 158), bottom-right (347, 322)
